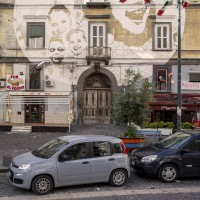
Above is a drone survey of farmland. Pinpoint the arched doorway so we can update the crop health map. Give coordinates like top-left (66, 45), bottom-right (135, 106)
top-left (83, 73), bottom-right (111, 124)
top-left (77, 67), bottom-right (118, 125)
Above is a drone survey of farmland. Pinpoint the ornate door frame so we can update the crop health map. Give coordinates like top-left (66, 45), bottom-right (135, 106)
top-left (77, 67), bottom-right (118, 125)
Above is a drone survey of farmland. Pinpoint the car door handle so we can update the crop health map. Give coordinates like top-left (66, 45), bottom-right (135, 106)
top-left (82, 161), bottom-right (89, 164)
top-left (108, 158), bottom-right (115, 161)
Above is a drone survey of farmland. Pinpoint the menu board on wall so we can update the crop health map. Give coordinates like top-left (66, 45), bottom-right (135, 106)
top-left (6, 75), bottom-right (25, 90)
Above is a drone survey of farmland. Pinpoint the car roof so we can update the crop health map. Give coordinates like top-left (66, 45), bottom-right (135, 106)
top-left (58, 135), bottom-right (121, 143)
top-left (179, 129), bottom-right (200, 136)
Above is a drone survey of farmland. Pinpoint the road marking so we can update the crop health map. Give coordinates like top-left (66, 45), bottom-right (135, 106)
top-left (1, 187), bottom-right (200, 200)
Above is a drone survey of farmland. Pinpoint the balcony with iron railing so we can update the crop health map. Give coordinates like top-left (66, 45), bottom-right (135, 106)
top-left (153, 81), bottom-right (172, 93)
top-left (86, 0), bottom-right (110, 8)
top-left (86, 46), bottom-right (111, 65)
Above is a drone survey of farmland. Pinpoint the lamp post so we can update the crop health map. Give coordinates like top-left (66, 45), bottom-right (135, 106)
top-left (177, 0), bottom-right (182, 131)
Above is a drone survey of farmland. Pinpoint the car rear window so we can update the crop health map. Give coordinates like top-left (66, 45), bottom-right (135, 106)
top-left (114, 143), bottom-right (123, 153)
top-left (92, 141), bottom-right (111, 157)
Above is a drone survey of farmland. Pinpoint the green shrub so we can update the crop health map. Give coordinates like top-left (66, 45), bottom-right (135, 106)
top-left (181, 122), bottom-right (194, 129)
top-left (143, 121), bottom-right (174, 129)
top-left (122, 127), bottom-right (137, 138)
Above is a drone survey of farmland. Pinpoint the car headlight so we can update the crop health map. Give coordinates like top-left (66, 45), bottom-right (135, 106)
top-left (18, 164), bottom-right (31, 170)
top-left (141, 155), bottom-right (158, 163)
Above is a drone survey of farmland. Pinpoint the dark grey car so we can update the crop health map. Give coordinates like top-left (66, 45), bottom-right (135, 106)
top-left (9, 135), bottom-right (130, 195)
top-left (131, 130), bottom-right (200, 183)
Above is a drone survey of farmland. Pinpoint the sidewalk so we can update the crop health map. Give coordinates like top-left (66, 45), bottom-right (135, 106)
top-left (0, 124), bottom-right (128, 172)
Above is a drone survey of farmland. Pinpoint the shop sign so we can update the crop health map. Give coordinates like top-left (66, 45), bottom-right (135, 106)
top-left (9, 91), bottom-right (70, 96)
top-left (151, 105), bottom-right (197, 111)
top-left (181, 81), bottom-right (200, 90)
top-left (161, 106), bottom-right (188, 110)
top-left (6, 75), bottom-right (25, 91)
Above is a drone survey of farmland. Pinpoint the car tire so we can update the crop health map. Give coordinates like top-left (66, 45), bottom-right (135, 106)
top-left (158, 164), bottom-right (178, 183)
top-left (31, 175), bottom-right (53, 195)
top-left (109, 169), bottom-right (127, 187)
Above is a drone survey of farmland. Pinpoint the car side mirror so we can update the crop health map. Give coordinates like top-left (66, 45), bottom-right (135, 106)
top-left (181, 149), bottom-right (190, 154)
top-left (59, 153), bottom-right (70, 162)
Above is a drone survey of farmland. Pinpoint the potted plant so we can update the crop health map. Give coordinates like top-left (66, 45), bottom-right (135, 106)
top-left (119, 126), bottom-right (144, 152)
top-left (112, 69), bottom-right (153, 151)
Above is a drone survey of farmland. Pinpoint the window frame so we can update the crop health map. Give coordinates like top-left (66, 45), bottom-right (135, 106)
top-left (153, 65), bottom-right (172, 92)
top-left (184, 137), bottom-right (200, 153)
top-left (28, 64), bottom-right (42, 90)
top-left (189, 73), bottom-right (200, 82)
top-left (91, 141), bottom-right (113, 158)
top-left (58, 142), bottom-right (89, 162)
top-left (27, 22), bottom-right (45, 48)
top-left (153, 22), bottom-right (172, 50)
top-left (89, 22), bottom-right (107, 48)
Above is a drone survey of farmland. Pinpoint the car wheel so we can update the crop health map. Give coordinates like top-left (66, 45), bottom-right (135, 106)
top-left (158, 164), bottom-right (178, 183)
top-left (31, 175), bottom-right (53, 195)
top-left (109, 169), bottom-right (127, 187)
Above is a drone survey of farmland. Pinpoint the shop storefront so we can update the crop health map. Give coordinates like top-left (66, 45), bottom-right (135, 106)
top-left (150, 94), bottom-right (200, 124)
top-left (2, 91), bottom-right (72, 127)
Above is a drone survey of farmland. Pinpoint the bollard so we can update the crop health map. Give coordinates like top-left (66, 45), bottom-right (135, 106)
top-left (3, 153), bottom-right (12, 167)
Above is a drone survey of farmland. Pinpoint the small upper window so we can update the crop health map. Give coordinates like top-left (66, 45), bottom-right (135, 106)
top-left (29, 65), bottom-right (41, 89)
top-left (153, 23), bottom-right (171, 50)
top-left (189, 73), bottom-right (200, 82)
top-left (27, 22), bottom-right (45, 48)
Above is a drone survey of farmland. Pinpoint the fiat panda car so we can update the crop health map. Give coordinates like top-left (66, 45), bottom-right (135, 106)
top-left (9, 135), bottom-right (130, 195)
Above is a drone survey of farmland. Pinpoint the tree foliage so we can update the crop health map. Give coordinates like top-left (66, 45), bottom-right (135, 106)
top-left (112, 69), bottom-right (154, 127)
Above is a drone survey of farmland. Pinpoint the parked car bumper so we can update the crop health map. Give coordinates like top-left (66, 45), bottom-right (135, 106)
top-left (130, 159), bottom-right (158, 176)
top-left (8, 165), bottom-right (32, 189)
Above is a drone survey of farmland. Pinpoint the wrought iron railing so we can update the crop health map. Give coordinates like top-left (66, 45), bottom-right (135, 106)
top-left (86, 47), bottom-right (111, 58)
top-left (87, 0), bottom-right (110, 2)
top-left (153, 81), bottom-right (172, 92)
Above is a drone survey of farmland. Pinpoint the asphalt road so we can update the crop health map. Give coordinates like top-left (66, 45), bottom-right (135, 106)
top-left (1, 169), bottom-right (200, 200)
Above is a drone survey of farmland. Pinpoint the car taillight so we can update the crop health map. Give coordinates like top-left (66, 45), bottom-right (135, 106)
top-left (120, 141), bottom-right (127, 154)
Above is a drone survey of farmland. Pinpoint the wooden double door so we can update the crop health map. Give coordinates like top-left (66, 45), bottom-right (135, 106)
top-left (83, 89), bottom-right (111, 124)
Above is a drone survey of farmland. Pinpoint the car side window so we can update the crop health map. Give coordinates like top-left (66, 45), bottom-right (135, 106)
top-left (114, 143), bottom-right (123, 153)
top-left (185, 138), bottom-right (200, 152)
top-left (92, 142), bottom-right (111, 157)
top-left (59, 143), bottom-right (87, 161)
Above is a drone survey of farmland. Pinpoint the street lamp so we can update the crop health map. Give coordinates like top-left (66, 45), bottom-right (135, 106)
top-left (177, 0), bottom-right (182, 131)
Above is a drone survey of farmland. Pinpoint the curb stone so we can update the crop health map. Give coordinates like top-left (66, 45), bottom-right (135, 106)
top-left (0, 166), bottom-right (9, 173)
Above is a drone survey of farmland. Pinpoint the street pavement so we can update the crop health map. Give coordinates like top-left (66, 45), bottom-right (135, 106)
top-left (0, 125), bottom-right (200, 199)
top-left (0, 124), bottom-right (129, 171)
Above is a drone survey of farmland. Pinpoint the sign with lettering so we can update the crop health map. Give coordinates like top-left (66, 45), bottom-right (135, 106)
top-left (6, 75), bottom-right (25, 91)
top-left (9, 91), bottom-right (70, 96)
top-left (181, 81), bottom-right (200, 90)
top-left (151, 105), bottom-right (198, 111)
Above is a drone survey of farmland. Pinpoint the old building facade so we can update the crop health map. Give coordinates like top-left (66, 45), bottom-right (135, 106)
top-left (0, 0), bottom-right (200, 129)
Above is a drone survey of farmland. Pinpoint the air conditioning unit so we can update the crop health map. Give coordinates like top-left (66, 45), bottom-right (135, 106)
top-left (0, 80), bottom-right (5, 88)
top-left (45, 80), bottom-right (54, 87)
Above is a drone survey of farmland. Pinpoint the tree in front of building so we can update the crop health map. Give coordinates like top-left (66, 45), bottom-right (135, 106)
top-left (112, 69), bottom-right (154, 129)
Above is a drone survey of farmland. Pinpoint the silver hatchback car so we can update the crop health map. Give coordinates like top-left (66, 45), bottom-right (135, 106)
top-left (9, 135), bottom-right (130, 195)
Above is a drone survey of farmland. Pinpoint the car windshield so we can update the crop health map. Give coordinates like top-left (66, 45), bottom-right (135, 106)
top-left (155, 132), bottom-right (191, 149)
top-left (32, 139), bottom-right (68, 159)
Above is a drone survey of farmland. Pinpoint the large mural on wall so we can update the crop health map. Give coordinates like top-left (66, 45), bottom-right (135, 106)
top-left (13, 0), bottom-right (185, 65)
top-left (110, 0), bottom-right (185, 63)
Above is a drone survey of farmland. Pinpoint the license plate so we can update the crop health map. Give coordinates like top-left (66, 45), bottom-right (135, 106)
top-left (8, 171), bottom-right (11, 177)
top-left (132, 161), bottom-right (135, 166)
